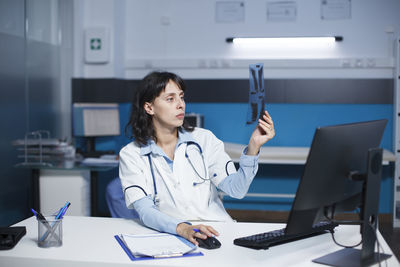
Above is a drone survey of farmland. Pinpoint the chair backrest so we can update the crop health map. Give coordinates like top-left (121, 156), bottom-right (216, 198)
top-left (105, 177), bottom-right (139, 219)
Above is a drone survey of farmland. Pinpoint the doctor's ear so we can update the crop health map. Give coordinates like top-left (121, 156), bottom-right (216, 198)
top-left (144, 102), bottom-right (154, 115)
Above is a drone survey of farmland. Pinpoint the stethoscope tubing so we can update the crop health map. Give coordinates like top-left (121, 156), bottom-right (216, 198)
top-left (185, 142), bottom-right (210, 185)
top-left (147, 141), bottom-right (233, 205)
top-left (147, 154), bottom-right (158, 196)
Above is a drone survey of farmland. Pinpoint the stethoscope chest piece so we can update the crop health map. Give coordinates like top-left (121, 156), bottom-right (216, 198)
top-left (154, 194), bottom-right (160, 207)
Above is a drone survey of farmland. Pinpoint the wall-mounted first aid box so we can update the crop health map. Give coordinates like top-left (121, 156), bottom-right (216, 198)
top-left (85, 27), bottom-right (109, 64)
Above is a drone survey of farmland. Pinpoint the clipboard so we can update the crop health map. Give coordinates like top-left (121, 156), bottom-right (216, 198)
top-left (114, 235), bottom-right (204, 261)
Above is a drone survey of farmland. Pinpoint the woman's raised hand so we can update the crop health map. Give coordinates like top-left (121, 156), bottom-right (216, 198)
top-left (246, 110), bottom-right (275, 156)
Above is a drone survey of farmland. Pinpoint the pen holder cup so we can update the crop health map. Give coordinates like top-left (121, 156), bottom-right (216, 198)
top-left (37, 216), bottom-right (63, 248)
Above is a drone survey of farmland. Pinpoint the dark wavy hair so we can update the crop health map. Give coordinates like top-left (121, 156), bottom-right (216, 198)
top-left (125, 71), bottom-right (193, 146)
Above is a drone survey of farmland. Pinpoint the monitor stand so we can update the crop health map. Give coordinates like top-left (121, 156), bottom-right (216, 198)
top-left (313, 248), bottom-right (391, 267)
top-left (82, 137), bottom-right (114, 158)
top-left (312, 148), bottom-right (392, 267)
top-left (82, 137), bottom-right (100, 158)
top-left (86, 136), bottom-right (96, 154)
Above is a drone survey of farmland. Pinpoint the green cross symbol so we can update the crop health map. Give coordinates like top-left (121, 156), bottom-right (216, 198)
top-left (90, 38), bottom-right (101, 50)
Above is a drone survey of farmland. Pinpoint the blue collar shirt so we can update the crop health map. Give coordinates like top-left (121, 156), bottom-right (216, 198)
top-left (139, 129), bottom-right (196, 172)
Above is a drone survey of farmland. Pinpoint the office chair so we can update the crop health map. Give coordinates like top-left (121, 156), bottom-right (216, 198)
top-left (105, 177), bottom-right (139, 219)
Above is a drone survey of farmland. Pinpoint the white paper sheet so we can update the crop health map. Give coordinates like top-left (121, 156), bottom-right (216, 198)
top-left (120, 233), bottom-right (196, 257)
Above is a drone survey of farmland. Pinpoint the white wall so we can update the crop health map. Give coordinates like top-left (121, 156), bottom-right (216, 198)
top-left (73, 0), bottom-right (400, 79)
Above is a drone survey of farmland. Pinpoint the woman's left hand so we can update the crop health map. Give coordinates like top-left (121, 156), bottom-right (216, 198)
top-left (246, 110), bottom-right (275, 156)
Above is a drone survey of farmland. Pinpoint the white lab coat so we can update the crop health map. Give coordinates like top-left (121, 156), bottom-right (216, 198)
top-left (119, 128), bottom-right (235, 222)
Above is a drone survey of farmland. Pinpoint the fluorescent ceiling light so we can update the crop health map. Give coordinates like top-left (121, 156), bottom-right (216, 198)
top-left (226, 36), bottom-right (342, 46)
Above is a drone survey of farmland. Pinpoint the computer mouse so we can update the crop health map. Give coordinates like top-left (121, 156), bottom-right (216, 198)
top-left (195, 236), bottom-right (221, 249)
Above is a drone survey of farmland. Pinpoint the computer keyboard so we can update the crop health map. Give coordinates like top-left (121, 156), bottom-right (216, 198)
top-left (233, 221), bottom-right (338, 250)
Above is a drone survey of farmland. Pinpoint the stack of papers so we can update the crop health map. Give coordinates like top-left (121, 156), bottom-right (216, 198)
top-left (116, 233), bottom-right (201, 259)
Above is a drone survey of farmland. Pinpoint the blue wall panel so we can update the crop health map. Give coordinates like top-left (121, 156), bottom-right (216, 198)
top-left (186, 103), bottom-right (393, 149)
top-left (189, 103), bottom-right (394, 213)
top-left (93, 103), bottom-right (394, 214)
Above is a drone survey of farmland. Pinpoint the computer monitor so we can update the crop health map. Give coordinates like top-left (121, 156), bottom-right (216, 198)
top-left (72, 103), bottom-right (120, 153)
top-left (184, 113), bottom-right (204, 128)
top-left (285, 119), bottom-right (391, 266)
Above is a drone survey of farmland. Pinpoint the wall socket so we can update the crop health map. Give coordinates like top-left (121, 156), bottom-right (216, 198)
top-left (354, 58), bottom-right (364, 68)
top-left (341, 59), bottom-right (351, 67)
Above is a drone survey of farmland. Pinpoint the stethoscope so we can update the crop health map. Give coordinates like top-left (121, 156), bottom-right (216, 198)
top-left (147, 141), bottom-right (233, 206)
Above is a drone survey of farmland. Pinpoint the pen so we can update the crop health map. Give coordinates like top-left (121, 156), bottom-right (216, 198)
top-left (193, 228), bottom-right (216, 238)
top-left (55, 201), bottom-right (70, 220)
top-left (31, 208), bottom-right (50, 225)
top-left (59, 202), bottom-right (71, 219)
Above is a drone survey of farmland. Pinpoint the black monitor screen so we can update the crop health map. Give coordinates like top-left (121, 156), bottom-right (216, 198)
top-left (285, 119), bottom-right (387, 235)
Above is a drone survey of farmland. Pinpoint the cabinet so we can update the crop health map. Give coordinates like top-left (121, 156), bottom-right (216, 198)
top-left (17, 160), bottom-right (117, 217)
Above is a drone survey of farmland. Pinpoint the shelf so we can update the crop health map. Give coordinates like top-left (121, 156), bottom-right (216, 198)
top-left (224, 142), bottom-right (396, 165)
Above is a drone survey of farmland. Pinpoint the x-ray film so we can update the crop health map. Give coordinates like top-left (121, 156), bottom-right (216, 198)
top-left (246, 63), bottom-right (265, 124)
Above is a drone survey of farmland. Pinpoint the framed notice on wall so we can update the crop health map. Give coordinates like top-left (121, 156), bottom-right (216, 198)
top-left (215, 1), bottom-right (245, 23)
top-left (321, 0), bottom-right (351, 20)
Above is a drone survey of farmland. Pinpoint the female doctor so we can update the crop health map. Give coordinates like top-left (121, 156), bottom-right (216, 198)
top-left (119, 71), bottom-right (275, 245)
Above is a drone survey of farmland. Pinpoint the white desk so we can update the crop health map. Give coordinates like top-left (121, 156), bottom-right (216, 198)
top-left (1, 216), bottom-right (398, 267)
